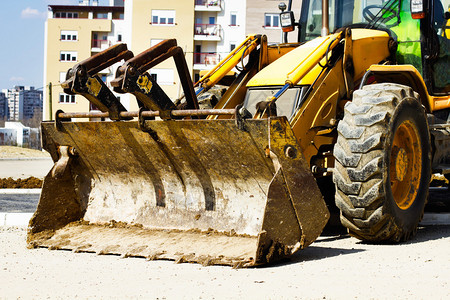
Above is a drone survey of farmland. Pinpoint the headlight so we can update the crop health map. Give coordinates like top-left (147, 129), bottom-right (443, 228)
top-left (411, 0), bottom-right (425, 19)
top-left (280, 11), bottom-right (295, 32)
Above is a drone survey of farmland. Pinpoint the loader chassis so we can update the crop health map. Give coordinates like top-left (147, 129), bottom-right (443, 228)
top-left (28, 0), bottom-right (450, 266)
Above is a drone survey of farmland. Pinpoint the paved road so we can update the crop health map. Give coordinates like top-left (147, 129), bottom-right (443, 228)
top-left (0, 190), bottom-right (41, 213)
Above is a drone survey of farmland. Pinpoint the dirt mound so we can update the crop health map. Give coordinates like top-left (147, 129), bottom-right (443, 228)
top-left (0, 146), bottom-right (50, 159)
top-left (0, 177), bottom-right (43, 189)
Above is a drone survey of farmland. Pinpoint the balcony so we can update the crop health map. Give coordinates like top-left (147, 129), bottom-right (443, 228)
top-left (194, 24), bottom-right (222, 41)
top-left (194, 0), bottom-right (222, 12)
top-left (193, 52), bottom-right (221, 70)
top-left (91, 39), bottom-right (111, 52)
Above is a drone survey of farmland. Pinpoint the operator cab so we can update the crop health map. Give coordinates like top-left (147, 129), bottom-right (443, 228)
top-left (300, 0), bottom-right (449, 95)
top-left (299, 0), bottom-right (404, 41)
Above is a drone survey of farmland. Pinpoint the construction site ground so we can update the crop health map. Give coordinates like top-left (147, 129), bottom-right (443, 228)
top-left (1, 225), bottom-right (449, 299)
top-left (1, 146), bottom-right (449, 299)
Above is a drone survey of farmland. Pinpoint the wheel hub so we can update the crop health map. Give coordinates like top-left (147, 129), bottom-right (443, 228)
top-left (393, 147), bottom-right (408, 181)
top-left (390, 120), bottom-right (422, 210)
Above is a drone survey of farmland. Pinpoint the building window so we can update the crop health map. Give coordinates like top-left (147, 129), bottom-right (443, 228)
top-left (117, 34), bottom-right (122, 42)
top-left (230, 13), bottom-right (237, 26)
top-left (151, 10), bottom-right (175, 26)
top-left (264, 13), bottom-right (280, 28)
top-left (149, 69), bottom-right (174, 85)
top-left (54, 12), bottom-right (78, 18)
top-left (60, 30), bottom-right (78, 41)
top-left (60, 51), bottom-right (77, 62)
top-left (95, 13), bottom-right (108, 19)
top-left (59, 93), bottom-right (76, 104)
top-left (230, 43), bottom-right (236, 51)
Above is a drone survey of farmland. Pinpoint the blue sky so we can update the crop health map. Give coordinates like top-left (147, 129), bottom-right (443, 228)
top-left (0, 0), bottom-right (108, 91)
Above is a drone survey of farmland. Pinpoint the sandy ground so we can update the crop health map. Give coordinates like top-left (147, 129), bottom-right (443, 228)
top-left (0, 226), bottom-right (449, 299)
top-left (0, 146), bottom-right (50, 159)
top-left (0, 159), bottom-right (53, 180)
top-left (0, 146), bottom-right (53, 180)
top-left (0, 146), bottom-right (52, 180)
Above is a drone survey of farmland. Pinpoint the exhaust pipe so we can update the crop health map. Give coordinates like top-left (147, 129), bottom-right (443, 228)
top-left (322, 0), bottom-right (329, 36)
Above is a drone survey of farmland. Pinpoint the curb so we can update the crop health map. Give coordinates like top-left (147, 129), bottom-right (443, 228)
top-left (0, 189), bottom-right (42, 194)
top-left (0, 157), bottom-right (51, 161)
top-left (0, 213), bottom-right (33, 227)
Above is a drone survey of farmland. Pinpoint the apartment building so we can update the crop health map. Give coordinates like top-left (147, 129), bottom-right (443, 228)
top-left (43, 0), bottom-right (291, 118)
top-left (43, 0), bottom-right (196, 118)
top-left (125, 0), bottom-right (247, 88)
top-left (192, 0), bottom-right (246, 81)
top-left (192, 0), bottom-right (302, 80)
top-left (1, 87), bottom-right (22, 121)
top-left (123, 0), bottom-right (195, 105)
top-left (1, 86), bottom-right (43, 122)
top-left (0, 92), bottom-right (6, 120)
top-left (22, 86), bottom-right (43, 122)
top-left (43, 0), bottom-right (126, 120)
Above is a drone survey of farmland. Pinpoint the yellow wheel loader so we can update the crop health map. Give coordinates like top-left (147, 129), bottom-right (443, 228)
top-left (28, 0), bottom-right (450, 267)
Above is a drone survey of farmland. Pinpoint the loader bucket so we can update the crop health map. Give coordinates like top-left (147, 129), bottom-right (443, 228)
top-left (27, 116), bottom-right (329, 267)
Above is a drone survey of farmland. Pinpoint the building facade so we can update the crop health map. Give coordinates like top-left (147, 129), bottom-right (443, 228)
top-left (22, 86), bottom-right (43, 122)
top-left (1, 86), bottom-right (42, 122)
top-left (245, 0), bottom-right (302, 44)
top-left (44, 0), bottom-right (195, 118)
top-left (2, 87), bottom-right (23, 121)
top-left (0, 122), bottom-right (38, 148)
top-left (0, 92), bottom-right (6, 120)
top-left (43, 0), bottom-right (293, 119)
top-left (192, 0), bottom-right (247, 82)
top-left (43, 0), bottom-right (126, 120)
top-left (124, 0), bottom-right (195, 108)
top-left (0, 127), bottom-right (16, 146)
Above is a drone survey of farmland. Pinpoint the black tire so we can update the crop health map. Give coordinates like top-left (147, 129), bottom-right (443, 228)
top-left (333, 83), bottom-right (431, 242)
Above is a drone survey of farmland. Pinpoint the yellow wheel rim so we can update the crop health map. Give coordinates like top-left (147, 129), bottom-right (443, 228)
top-left (389, 120), bottom-right (422, 210)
